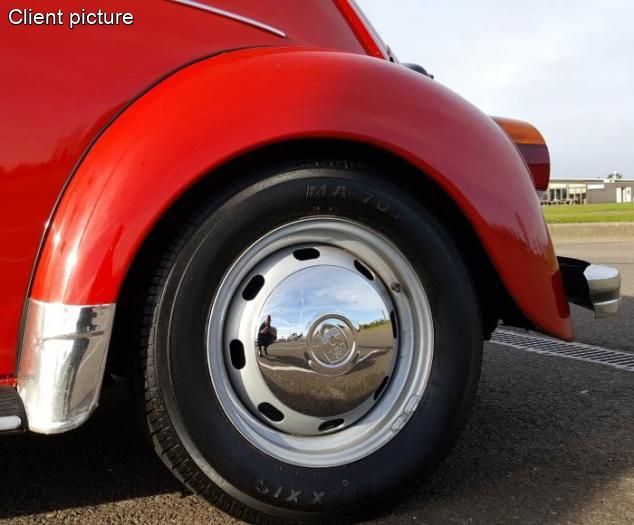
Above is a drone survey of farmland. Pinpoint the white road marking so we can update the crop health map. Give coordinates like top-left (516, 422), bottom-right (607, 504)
top-left (491, 329), bottom-right (634, 372)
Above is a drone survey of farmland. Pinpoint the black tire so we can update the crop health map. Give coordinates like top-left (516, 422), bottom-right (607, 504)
top-left (135, 160), bottom-right (482, 524)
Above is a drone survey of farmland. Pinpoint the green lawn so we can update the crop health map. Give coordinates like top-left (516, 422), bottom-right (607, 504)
top-left (543, 203), bottom-right (634, 224)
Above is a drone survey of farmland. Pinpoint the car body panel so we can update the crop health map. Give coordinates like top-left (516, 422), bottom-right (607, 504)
top-left (0, 0), bottom-right (369, 377)
top-left (28, 48), bottom-right (571, 353)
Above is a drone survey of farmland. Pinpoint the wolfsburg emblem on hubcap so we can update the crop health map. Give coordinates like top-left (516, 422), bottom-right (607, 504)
top-left (307, 315), bottom-right (356, 373)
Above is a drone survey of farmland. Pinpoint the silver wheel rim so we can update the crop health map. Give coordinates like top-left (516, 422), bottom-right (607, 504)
top-left (207, 218), bottom-right (434, 468)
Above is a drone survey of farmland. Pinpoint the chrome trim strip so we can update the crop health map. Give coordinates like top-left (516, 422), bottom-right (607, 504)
top-left (584, 264), bottom-right (621, 318)
top-left (0, 416), bottom-right (22, 432)
top-left (17, 300), bottom-right (116, 434)
top-left (167, 0), bottom-right (287, 38)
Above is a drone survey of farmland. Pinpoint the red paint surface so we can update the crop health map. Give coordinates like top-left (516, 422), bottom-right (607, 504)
top-left (1, 1), bottom-right (570, 378)
top-left (0, 0), bottom-right (368, 375)
top-left (31, 48), bottom-right (571, 343)
top-left (0, 376), bottom-right (16, 388)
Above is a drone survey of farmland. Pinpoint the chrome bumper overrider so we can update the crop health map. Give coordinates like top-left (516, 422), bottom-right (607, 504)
top-left (584, 264), bottom-right (621, 318)
top-left (558, 257), bottom-right (621, 318)
top-left (17, 300), bottom-right (116, 434)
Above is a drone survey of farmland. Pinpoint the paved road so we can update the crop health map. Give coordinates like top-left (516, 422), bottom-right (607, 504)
top-left (554, 239), bottom-right (634, 352)
top-left (0, 343), bottom-right (632, 525)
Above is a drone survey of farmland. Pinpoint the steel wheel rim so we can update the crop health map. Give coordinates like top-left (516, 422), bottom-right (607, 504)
top-left (207, 217), bottom-right (434, 467)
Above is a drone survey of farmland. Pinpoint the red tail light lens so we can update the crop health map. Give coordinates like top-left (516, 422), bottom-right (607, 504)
top-left (515, 143), bottom-right (550, 192)
top-left (334, 0), bottom-right (389, 59)
top-left (493, 117), bottom-right (551, 192)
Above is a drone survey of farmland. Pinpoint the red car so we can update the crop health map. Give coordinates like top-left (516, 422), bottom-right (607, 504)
top-left (0, 1), bottom-right (620, 522)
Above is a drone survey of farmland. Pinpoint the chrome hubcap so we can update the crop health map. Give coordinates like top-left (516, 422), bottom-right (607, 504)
top-left (233, 251), bottom-right (397, 432)
top-left (208, 218), bottom-right (433, 467)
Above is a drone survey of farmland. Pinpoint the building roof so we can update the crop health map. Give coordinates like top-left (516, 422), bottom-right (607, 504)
top-left (550, 178), bottom-right (634, 184)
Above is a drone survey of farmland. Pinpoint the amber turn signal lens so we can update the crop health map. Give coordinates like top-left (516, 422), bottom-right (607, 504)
top-left (492, 117), bottom-right (550, 191)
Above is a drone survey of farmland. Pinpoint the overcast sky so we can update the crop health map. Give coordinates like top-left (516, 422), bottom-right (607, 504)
top-left (358, 0), bottom-right (634, 179)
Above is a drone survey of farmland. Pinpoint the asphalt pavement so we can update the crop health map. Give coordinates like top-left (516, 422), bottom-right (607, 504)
top-left (0, 237), bottom-right (632, 524)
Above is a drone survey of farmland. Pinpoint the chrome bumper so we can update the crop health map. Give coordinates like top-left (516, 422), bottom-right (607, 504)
top-left (558, 257), bottom-right (621, 318)
top-left (17, 300), bottom-right (116, 434)
top-left (584, 264), bottom-right (621, 317)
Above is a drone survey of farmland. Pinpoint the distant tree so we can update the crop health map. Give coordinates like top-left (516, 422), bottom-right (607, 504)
top-left (607, 171), bottom-right (623, 181)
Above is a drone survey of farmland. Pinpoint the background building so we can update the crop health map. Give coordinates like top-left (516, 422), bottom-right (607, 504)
top-left (542, 178), bottom-right (634, 205)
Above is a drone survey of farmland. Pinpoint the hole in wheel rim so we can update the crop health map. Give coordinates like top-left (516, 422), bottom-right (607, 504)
top-left (293, 248), bottom-right (320, 261)
top-left (354, 260), bottom-right (374, 281)
top-left (319, 419), bottom-right (345, 432)
top-left (258, 403), bottom-right (284, 422)
top-left (390, 310), bottom-right (398, 339)
top-left (229, 340), bottom-right (246, 369)
top-left (242, 275), bottom-right (265, 300)
top-left (374, 376), bottom-right (390, 400)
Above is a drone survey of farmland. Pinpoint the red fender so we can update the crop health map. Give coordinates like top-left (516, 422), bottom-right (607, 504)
top-left (31, 47), bottom-right (571, 340)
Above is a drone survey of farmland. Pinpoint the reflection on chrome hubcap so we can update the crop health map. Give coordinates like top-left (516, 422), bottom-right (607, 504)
top-left (207, 218), bottom-right (434, 467)
top-left (253, 262), bottom-right (397, 421)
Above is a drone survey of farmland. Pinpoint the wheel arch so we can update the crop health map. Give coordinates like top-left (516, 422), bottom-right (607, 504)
top-left (29, 46), bottom-right (571, 344)
top-left (106, 138), bottom-right (529, 375)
